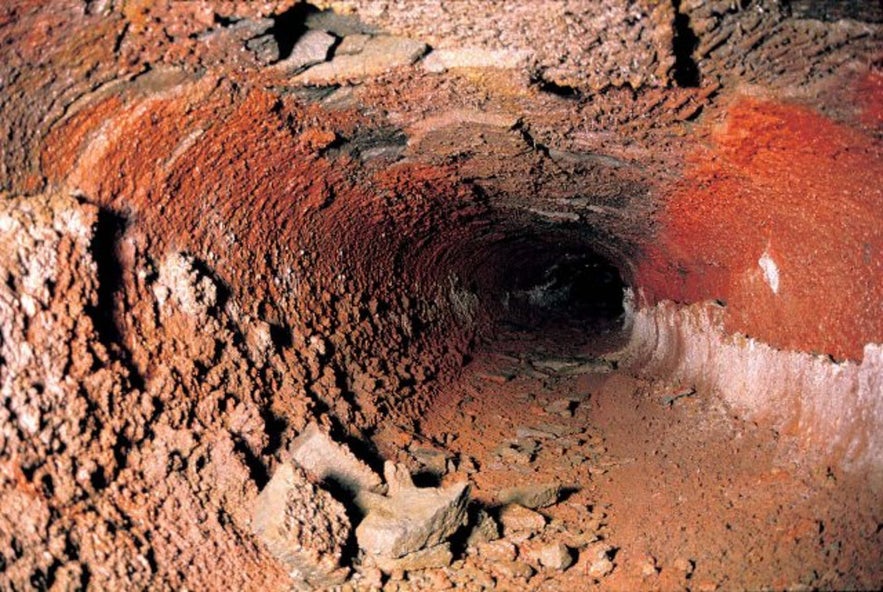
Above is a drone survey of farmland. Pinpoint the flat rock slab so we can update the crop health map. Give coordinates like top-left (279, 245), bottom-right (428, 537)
top-left (422, 47), bottom-right (530, 73)
top-left (356, 478), bottom-right (470, 559)
top-left (293, 35), bottom-right (427, 84)
top-left (371, 542), bottom-right (453, 574)
top-left (498, 483), bottom-right (561, 509)
top-left (289, 422), bottom-right (383, 496)
top-left (252, 462), bottom-right (350, 587)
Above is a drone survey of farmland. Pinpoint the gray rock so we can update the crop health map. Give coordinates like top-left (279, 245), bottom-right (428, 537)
top-left (409, 445), bottom-right (451, 475)
top-left (304, 10), bottom-right (376, 36)
top-left (289, 422), bottom-right (383, 496)
top-left (545, 398), bottom-right (574, 417)
top-left (335, 34), bottom-right (371, 55)
top-left (356, 474), bottom-right (470, 559)
top-left (251, 463), bottom-right (350, 587)
top-left (498, 483), bottom-right (561, 509)
top-left (466, 509), bottom-right (500, 547)
top-left (274, 30), bottom-right (336, 74)
top-left (293, 36), bottom-right (427, 84)
top-left (246, 34), bottom-right (280, 64)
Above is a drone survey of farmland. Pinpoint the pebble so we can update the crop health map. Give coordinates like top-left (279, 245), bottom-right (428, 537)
top-left (538, 543), bottom-right (574, 571)
top-left (475, 539), bottom-right (517, 563)
top-left (492, 560), bottom-right (535, 580)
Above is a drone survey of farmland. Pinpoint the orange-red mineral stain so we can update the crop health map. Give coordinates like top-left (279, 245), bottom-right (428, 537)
top-left (637, 97), bottom-right (883, 361)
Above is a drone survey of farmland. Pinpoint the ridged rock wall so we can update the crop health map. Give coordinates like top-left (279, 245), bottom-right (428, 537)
top-left (623, 299), bottom-right (883, 484)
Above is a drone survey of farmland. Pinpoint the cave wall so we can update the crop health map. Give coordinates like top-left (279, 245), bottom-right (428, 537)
top-left (0, 0), bottom-right (881, 588)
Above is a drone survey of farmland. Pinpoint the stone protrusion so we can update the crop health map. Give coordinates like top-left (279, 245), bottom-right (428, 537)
top-left (252, 463), bottom-right (351, 588)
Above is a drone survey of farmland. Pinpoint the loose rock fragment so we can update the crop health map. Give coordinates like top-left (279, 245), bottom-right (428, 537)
top-left (274, 30), bottom-right (337, 74)
top-left (251, 463), bottom-right (351, 588)
top-left (289, 422), bottom-right (383, 495)
top-left (493, 560), bottom-right (535, 580)
top-left (371, 542), bottom-right (453, 574)
top-left (466, 509), bottom-right (500, 546)
top-left (545, 398), bottom-right (574, 417)
top-left (498, 504), bottom-right (546, 536)
top-left (475, 539), bottom-right (516, 563)
top-left (498, 483), bottom-right (561, 509)
top-left (538, 542), bottom-right (574, 571)
top-left (356, 468), bottom-right (470, 559)
top-left (586, 542), bottom-right (616, 577)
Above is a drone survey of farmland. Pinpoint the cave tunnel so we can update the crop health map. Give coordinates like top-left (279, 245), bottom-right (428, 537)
top-left (1, 1), bottom-right (882, 590)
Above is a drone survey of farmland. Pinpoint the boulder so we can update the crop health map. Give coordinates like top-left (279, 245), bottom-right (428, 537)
top-left (356, 464), bottom-right (469, 559)
top-left (252, 462), bottom-right (351, 587)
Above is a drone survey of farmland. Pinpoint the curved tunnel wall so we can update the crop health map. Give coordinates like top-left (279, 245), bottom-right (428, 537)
top-left (1, 1), bottom-right (882, 588)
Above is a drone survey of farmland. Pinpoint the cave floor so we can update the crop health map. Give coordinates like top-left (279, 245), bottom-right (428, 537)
top-left (374, 321), bottom-right (883, 590)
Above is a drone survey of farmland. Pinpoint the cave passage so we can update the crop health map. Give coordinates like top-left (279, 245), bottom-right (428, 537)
top-left (2, 1), bottom-right (881, 589)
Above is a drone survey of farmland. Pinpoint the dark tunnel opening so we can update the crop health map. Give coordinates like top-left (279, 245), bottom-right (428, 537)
top-left (446, 224), bottom-right (632, 364)
top-left (501, 251), bottom-right (626, 330)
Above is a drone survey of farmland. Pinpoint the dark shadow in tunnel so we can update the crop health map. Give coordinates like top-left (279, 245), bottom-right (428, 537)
top-left (500, 250), bottom-right (626, 336)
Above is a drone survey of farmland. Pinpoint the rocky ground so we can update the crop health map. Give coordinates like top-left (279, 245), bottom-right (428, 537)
top-left (365, 319), bottom-right (883, 591)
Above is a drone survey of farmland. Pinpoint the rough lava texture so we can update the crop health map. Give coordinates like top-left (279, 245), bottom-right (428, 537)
top-left (0, 0), bottom-right (881, 590)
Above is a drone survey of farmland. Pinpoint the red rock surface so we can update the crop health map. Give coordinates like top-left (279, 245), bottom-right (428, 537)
top-left (637, 96), bottom-right (883, 361)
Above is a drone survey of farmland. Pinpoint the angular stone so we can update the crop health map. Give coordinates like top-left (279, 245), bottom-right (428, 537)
top-left (289, 422), bottom-right (383, 496)
top-left (356, 477), bottom-right (470, 559)
top-left (538, 543), bottom-right (573, 571)
top-left (275, 30), bottom-right (336, 74)
top-left (466, 509), bottom-right (500, 546)
top-left (498, 483), bottom-right (561, 509)
top-left (246, 34), bottom-right (280, 64)
top-left (252, 463), bottom-right (351, 587)
top-left (372, 542), bottom-right (453, 574)
top-left (498, 504), bottom-right (546, 536)
top-left (586, 542), bottom-right (616, 577)
top-left (294, 36), bottom-right (427, 84)
top-left (409, 445), bottom-right (451, 475)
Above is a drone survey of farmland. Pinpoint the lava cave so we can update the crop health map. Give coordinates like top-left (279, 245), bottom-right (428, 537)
top-left (0, 1), bottom-right (881, 590)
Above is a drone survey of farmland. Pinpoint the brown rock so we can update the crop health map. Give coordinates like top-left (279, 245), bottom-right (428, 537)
top-left (372, 543), bottom-right (453, 574)
top-left (498, 504), bottom-right (546, 536)
top-left (356, 479), bottom-right (470, 559)
top-left (493, 560), bottom-right (535, 581)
